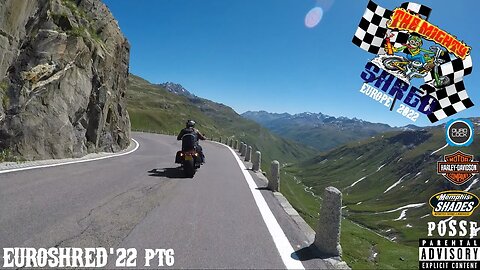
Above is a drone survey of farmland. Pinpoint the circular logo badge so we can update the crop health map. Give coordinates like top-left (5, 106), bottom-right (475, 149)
top-left (446, 119), bottom-right (474, 146)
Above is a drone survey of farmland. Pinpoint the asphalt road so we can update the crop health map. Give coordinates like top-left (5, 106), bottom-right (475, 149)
top-left (0, 132), bottom-right (331, 269)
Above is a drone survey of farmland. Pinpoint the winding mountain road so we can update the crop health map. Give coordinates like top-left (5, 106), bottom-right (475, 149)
top-left (0, 132), bottom-right (332, 269)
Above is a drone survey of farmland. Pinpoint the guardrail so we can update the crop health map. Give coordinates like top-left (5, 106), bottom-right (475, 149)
top-left (213, 136), bottom-right (343, 258)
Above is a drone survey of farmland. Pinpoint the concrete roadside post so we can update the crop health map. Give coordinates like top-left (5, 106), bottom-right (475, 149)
top-left (245, 146), bottom-right (252, 162)
top-left (241, 144), bottom-right (247, 156)
top-left (252, 151), bottom-right (261, 171)
top-left (314, 186), bottom-right (343, 257)
top-left (268, 160), bottom-right (280, 191)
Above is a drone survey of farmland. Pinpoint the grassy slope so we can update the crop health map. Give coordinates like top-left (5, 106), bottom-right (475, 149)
top-left (264, 121), bottom-right (394, 152)
top-left (280, 121), bottom-right (479, 269)
top-left (281, 171), bottom-right (418, 269)
top-left (126, 74), bottom-right (316, 167)
top-left (242, 112), bottom-right (395, 152)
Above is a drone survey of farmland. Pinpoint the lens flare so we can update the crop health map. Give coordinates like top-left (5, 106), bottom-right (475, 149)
top-left (305, 7), bottom-right (323, 28)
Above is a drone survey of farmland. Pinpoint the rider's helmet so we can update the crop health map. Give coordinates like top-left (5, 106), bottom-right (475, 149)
top-left (407, 35), bottom-right (422, 48)
top-left (186, 120), bottom-right (196, 128)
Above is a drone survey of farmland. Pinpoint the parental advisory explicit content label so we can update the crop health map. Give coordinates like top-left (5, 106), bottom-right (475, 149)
top-left (419, 238), bottom-right (479, 270)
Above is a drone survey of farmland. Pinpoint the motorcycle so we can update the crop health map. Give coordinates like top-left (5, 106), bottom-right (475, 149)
top-left (382, 46), bottom-right (450, 88)
top-left (175, 133), bottom-right (202, 178)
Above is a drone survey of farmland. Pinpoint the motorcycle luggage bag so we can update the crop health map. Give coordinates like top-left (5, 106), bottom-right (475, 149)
top-left (175, 151), bottom-right (182, 163)
top-left (181, 133), bottom-right (197, 151)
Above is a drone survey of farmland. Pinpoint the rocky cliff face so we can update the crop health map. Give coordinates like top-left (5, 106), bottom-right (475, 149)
top-left (0, 0), bottom-right (131, 160)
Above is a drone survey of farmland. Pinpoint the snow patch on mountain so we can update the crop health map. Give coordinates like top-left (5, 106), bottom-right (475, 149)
top-left (384, 173), bottom-right (411, 193)
top-left (349, 176), bottom-right (367, 188)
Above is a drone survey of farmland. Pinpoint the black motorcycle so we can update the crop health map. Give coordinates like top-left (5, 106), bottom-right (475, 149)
top-left (175, 134), bottom-right (202, 178)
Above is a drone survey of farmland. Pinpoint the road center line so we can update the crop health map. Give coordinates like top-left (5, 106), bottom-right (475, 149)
top-left (0, 139), bottom-right (140, 175)
top-left (213, 141), bottom-right (305, 270)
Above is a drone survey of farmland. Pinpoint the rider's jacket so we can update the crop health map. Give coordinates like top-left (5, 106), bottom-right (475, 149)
top-left (177, 127), bottom-right (206, 142)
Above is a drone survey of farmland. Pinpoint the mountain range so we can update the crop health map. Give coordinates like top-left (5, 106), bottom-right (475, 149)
top-left (242, 110), bottom-right (401, 151)
top-left (126, 74), bottom-right (316, 167)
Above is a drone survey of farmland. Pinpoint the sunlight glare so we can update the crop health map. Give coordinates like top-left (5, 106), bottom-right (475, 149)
top-left (305, 7), bottom-right (323, 28)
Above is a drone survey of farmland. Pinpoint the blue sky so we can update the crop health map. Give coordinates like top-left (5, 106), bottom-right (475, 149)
top-left (103, 0), bottom-right (479, 126)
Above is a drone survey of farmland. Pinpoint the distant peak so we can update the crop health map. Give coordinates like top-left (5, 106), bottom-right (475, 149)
top-left (158, 82), bottom-right (196, 98)
top-left (242, 110), bottom-right (394, 128)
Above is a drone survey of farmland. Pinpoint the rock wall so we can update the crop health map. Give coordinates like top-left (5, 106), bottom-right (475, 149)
top-left (0, 0), bottom-right (131, 160)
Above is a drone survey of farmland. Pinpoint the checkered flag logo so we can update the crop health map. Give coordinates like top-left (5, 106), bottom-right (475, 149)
top-left (353, 2), bottom-right (433, 54)
top-left (352, 0), bottom-right (392, 54)
top-left (353, 1), bottom-right (474, 122)
top-left (424, 54), bottom-right (473, 84)
top-left (421, 81), bottom-right (474, 123)
top-left (421, 54), bottom-right (474, 123)
top-left (388, 3), bottom-right (432, 49)
top-left (400, 2), bottom-right (431, 20)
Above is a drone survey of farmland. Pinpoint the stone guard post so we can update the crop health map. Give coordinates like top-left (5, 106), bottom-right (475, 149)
top-left (245, 146), bottom-right (252, 162)
top-left (314, 186), bottom-right (342, 257)
top-left (268, 160), bottom-right (280, 191)
top-left (241, 144), bottom-right (247, 156)
top-left (252, 151), bottom-right (261, 171)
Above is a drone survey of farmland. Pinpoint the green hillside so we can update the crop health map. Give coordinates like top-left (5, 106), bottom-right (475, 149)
top-left (280, 120), bottom-right (480, 269)
top-left (242, 111), bottom-right (396, 151)
top-left (126, 74), bottom-right (316, 167)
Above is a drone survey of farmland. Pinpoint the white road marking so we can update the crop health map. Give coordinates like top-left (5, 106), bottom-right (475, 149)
top-left (212, 141), bottom-right (305, 270)
top-left (0, 139), bottom-right (140, 175)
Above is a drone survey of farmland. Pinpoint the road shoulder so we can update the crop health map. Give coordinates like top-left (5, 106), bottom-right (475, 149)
top-left (0, 138), bottom-right (139, 174)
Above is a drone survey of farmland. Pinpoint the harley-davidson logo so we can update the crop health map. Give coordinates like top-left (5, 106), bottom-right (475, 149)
top-left (437, 151), bottom-right (479, 185)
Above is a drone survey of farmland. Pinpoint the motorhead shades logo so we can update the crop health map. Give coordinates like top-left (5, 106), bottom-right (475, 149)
top-left (437, 151), bottom-right (479, 185)
top-left (429, 190), bottom-right (479, 217)
top-left (352, 1), bottom-right (474, 124)
top-left (446, 119), bottom-right (474, 147)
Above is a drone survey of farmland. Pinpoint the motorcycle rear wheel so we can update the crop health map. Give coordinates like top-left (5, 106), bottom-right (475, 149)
top-left (183, 159), bottom-right (196, 178)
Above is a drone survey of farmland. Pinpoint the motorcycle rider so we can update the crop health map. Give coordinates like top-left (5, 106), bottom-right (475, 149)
top-left (392, 35), bottom-right (436, 70)
top-left (177, 120), bottom-right (206, 163)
